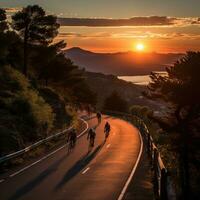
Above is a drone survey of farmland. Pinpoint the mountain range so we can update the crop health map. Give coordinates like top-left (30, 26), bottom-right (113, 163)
top-left (64, 47), bottom-right (184, 75)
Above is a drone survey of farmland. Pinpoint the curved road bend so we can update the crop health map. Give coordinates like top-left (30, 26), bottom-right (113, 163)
top-left (0, 115), bottom-right (142, 200)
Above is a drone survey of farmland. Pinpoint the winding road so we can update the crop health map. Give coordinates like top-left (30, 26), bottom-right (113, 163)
top-left (0, 115), bottom-right (142, 200)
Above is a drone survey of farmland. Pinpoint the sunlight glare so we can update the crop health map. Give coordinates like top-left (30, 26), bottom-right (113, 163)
top-left (136, 43), bottom-right (145, 51)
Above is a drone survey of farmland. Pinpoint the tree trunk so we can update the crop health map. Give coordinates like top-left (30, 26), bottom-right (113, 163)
top-left (179, 126), bottom-right (190, 200)
top-left (175, 107), bottom-right (190, 200)
top-left (23, 26), bottom-right (28, 76)
top-left (45, 78), bottom-right (48, 87)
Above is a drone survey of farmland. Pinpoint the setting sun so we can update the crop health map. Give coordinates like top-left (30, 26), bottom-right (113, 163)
top-left (136, 43), bottom-right (145, 51)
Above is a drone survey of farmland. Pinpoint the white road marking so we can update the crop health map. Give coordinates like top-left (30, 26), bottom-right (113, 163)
top-left (106, 144), bottom-right (111, 148)
top-left (0, 179), bottom-right (5, 183)
top-left (9, 145), bottom-right (64, 178)
top-left (82, 167), bottom-right (90, 174)
top-left (5, 118), bottom-right (89, 180)
top-left (117, 128), bottom-right (143, 200)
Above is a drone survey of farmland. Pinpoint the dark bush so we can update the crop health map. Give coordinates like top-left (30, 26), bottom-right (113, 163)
top-left (103, 91), bottom-right (128, 112)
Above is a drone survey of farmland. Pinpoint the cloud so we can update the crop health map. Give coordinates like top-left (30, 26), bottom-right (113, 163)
top-left (58, 16), bottom-right (200, 27)
top-left (56, 31), bottom-right (200, 41)
top-left (57, 32), bottom-right (112, 39)
top-left (111, 31), bottom-right (200, 40)
top-left (58, 32), bottom-right (83, 38)
top-left (174, 17), bottom-right (200, 26)
top-left (58, 16), bottom-right (176, 27)
top-left (4, 7), bottom-right (21, 13)
top-left (190, 17), bottom-right (200, 25)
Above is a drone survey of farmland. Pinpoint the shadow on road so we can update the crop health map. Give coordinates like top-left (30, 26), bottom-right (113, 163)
top-left (8, 119), bottom-right (106, 200)
top-left (8, 154), bottom-right (67, 200)
top-left (55, 141), bottom-right (105, 191)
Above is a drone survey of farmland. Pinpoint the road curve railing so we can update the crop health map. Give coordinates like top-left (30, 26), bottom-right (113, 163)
top-left (0, 118), bottom-right (86, 165)
top-left (103, 110), bottom-right (176, 200)
top-left (0, 126), bottom-right (73, 165)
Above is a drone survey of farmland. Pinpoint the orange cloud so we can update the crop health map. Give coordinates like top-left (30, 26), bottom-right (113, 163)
top-left (57, 31), bottom-right (200, 41)
top-left (58, 16), bottom-right (200, 27)
top-left (4, 7), bottom-right (21, 13)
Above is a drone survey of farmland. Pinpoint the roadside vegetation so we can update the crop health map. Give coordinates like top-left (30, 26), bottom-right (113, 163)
top-left (140, 52), bottom-right (200, 199)
top-left (103, 91), bottom-right (128, 112)
top-left (0, 6), bottom-right (96, 156)
top-left (0, 5), bottom-right (199, 199)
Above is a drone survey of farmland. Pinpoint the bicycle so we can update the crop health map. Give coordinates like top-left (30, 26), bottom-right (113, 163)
top-left (67, 138), bottom-right (76, 153)
top-left (87, 128), bottom-right (96, 151)
top-left (104, 129), bottom-right (110, 140)
top-left (67, 129), bottom-right (77, 153)
top-left (96, 112), bottom-right (102, 124)
top-left (104, 122), bottom-right (111, 141)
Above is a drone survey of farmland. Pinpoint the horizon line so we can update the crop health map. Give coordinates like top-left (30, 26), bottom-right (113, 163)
top-left (64, 46), bottom-right (188, 54)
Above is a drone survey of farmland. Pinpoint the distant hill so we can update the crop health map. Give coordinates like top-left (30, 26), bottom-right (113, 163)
top-left (64, 47), bottom-right (184, 75)
top-left (85, 71), bottom-right (167, 111)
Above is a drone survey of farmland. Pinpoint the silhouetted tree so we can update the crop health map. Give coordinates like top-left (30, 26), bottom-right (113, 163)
top-left (73, 82), bottom-right (97, 108)
top-left (103, 91), bottom-right (128, 112)
top-left (146, 52), bottom-right (200, 199)
top-left (130, 105), bottom-right (153, 121)
top-left (0, 8), bottom-right (8, 65)
top-left (30, 41), bottom-right (65, 85)
top-left (32, 43), bottom-right (83, 88)
top-left (0, 8), bottom-right (8, 32)
top-left (0, 8), bottom-right (21, 66)
top-left (12, 5), bottom-right (59, 76)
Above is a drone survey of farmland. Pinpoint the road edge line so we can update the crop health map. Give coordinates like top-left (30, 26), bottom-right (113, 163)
top-left (117, 128), bottom-right (144, 200)
top-left (6, 118), bottom-right (89, 180)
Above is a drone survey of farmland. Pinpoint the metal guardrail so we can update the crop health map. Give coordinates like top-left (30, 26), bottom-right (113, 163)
top-left (103, 110), bottom-right (175, 200)
top-left (0, 126), bottom-right (73, 165)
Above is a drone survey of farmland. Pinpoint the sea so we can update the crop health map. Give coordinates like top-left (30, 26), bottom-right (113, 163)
top-left (118, 71), bottom-right (167, 85)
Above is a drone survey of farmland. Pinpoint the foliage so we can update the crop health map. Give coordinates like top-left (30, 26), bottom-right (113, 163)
top-left (72, 81), bottom-right (97, 108)
top-left (0, 8), bottom-right (8, 32)
top-left (12, 5), bottom-right (60, 75)
top-left (103, 91), bottom-right (128, 112)
top-left (12, 5), bottom-right (59, 45)
top-left (0, 5), bottom-right (97, 156)
top-left (0, 66), bottom-right (54, 155)
top-left (30, 42), bottom-right (96, 108)
top-left (39, 87), bottom-right (73, 129)
top-left (31, 43), bottom-right (84, 88)
top-left (0, 8), bottom-right (22, 69)
top-left (146, 52), bottom-right (200, 199)
top-left (130, 105), bottom-right (153, 121)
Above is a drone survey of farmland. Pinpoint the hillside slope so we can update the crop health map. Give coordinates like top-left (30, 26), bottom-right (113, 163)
top-left (65, 47), bottom-right (183, 75)
top-left (85, 72), bottom-right (165, 111)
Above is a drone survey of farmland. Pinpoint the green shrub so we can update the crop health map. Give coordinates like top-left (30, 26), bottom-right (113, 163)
top-left (130, 105), bottom-right (153, 121)
top-left (39, 87), bottom-right (73, 129)
top-left (0, 66), bottom-right (54, 155)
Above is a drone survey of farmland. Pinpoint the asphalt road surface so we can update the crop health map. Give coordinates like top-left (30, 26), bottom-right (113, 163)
top-left (0, 115), bottom-right (142, 200)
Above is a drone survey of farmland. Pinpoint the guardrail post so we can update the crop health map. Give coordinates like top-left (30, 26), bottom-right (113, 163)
top-left (149, 138), bottom-right (154, 167)
top-left (147, 133), bottom-right (151, 154)
top-left (153, 148), bottom-right (159, 199)
top-left (160, 168), bottom-right (168, 200)
top-left (103, 110), bottom-right (173, 199)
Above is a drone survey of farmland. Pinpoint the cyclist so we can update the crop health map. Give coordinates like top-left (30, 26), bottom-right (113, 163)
top-left (104, 122), bottom-right (111, 140)
top-left (86, 105), bottom-right (92, 117)
top-left (96, 112), bottom-right (102, 124)
top-left (87, 128), bottom-right (96, 147)
top-left (67, 128), bottom-right (77, 152)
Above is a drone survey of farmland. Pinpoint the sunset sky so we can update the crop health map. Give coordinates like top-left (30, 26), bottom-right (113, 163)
top-left (1, 0), bottom-right (200, 53)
